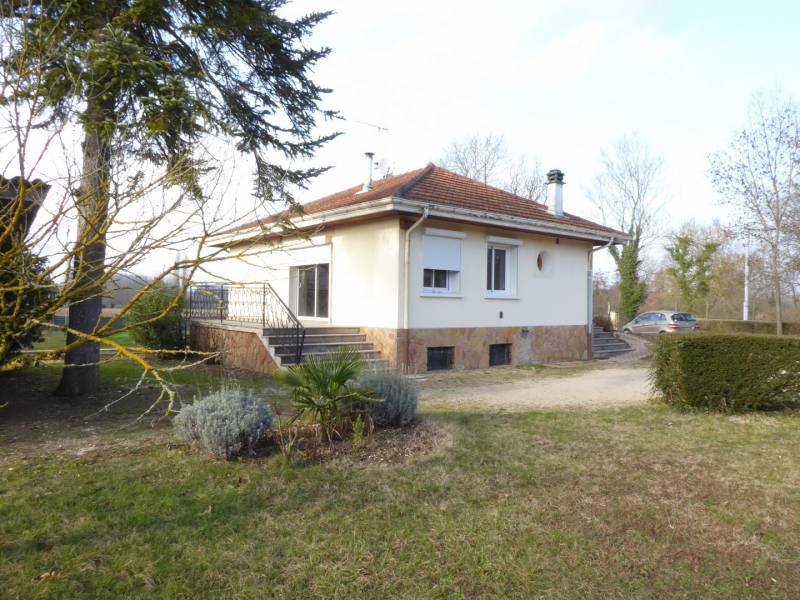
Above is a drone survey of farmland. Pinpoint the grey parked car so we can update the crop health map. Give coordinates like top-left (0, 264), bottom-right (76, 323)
top-left (621, 311), bottom-right (699, 335)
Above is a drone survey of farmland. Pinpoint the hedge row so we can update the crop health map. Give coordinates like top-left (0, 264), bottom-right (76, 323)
top-left (652, 333), bottom-right (800, 412)
top-left (698, 319), bottom-right (800, 336)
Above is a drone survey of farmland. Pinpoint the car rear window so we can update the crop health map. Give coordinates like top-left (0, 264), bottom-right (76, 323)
top-left (671, 313), bottom-right (696, 321)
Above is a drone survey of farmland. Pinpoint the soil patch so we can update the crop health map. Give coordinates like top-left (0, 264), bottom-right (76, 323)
top-left (270, 418), bottom-right (450, 467)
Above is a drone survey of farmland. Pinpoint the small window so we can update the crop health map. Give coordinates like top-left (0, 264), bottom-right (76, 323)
top-left (486, 244), bottom-right (516, 295)
top-left (536, 251), bottom-right (551, 273)
top-left (422, 233), bottom-right (461, 295)
top-left (489, 343), bottom-right (511, 367)
top-left (427, 346), bottom-right (454, 371)
top-left (487, 247), bottom-right (507, 290)
top-left (423, 268), bottom-right (457, 293)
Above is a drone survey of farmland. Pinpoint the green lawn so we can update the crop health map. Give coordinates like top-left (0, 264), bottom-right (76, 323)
top-left (2, 367), bottom-right (800, 598)
top-left (33, 329), bottom-right (136, 351)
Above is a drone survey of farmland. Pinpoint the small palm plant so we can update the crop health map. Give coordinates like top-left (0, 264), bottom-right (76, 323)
top-left (274, 348), bottom-right (374, 444)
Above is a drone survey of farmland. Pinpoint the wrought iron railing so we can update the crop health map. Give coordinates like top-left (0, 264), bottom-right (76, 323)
top-left (187, 282), bottom-right (305, 364)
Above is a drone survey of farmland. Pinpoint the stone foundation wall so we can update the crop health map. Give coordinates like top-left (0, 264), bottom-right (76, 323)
top-left (190, 322), bottom-right (279, 374)
top-left (360, 326), bottom-right (405, 369)
top-left (361, 325), bottom-right (589, 373)
top-left (191, 322), bottom-right (587, 374)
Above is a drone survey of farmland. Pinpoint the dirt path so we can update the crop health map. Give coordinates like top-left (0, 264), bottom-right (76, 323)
top-left (420, 364), bottom-right (652, 411)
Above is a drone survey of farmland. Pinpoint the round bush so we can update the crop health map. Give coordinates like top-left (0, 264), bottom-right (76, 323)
top-left (358, 371), bottom-right (418, 427)
top-left (128, 283), bottom-right (187, 350)
top-left (174, 388), bottom-right (273, 459)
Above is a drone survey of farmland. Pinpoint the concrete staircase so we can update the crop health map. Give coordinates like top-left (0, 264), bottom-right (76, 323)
top-left (592, 326), bottom-right (632, 360)
top-left (263, 327), bottom-right (389, 369)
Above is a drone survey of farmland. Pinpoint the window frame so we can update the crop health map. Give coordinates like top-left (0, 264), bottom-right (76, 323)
top-left (485, 242), bottom-right (517, 297)
top-left (296, 263), bottom-right (329, 319)
top-left (421, 229), bottom-right (464, 296)
top-left (489, 343), bottom-right (512, 367)
top-left (427, 346), bottom-right (455, 371)
top-left (422, 268), bottom-right (458, 295)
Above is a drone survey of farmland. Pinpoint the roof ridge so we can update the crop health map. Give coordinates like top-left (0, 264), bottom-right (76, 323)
top-left (394, 162), bottom-right (436, 198)
top-left (394, 163), bottom-right (552, 211)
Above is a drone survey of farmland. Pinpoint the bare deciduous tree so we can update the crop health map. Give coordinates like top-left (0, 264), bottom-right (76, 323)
top-left (588, 134), bottom-right (665, 322)
top-left (709, 93), bottom-right (800, 334)
top-left (588, 134), bottom-right (664, 247)
top-left (441, 133), bottom-right (507, 185)
top-left (440, 133), bottom-right (546, 201)
top-left (505, 156), bottom-right (547, 203)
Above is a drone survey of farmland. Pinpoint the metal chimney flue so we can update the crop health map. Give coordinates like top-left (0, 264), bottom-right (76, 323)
top-left (546, 169), bottom-right (564, 216)
top-left (362, 151), bottom-right (375, 192)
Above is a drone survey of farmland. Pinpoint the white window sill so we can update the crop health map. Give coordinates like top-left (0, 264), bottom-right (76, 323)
top-left (420, 292), bottom-right (463, 299)
top-left (483, 293), bottom-right (519, 300)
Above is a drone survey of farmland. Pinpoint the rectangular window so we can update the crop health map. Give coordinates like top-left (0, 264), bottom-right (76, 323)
top-left (423, 268), bottom-right (449, 290)
top-left (487, 245), bottom-right (512, 293)
top-left (427, 346), bottom-right (454, 371)
top-left (489, 343), bottom-right (511, 367)
top-left (422, 232), bottom-right (462, 295)
top-left (296, 263), bottom-right (329, 318)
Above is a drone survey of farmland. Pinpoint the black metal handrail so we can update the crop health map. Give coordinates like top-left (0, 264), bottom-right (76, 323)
top-left (187, 282), bottom-right (305, 364)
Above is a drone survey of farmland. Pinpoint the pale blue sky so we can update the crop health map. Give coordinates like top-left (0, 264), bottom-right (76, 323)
top-left (281, 0), bottom-right (800, 251)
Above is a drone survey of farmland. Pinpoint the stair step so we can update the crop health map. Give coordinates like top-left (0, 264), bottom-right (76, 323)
top-left (264, 326), bottom-right (362, 336)
top-left (593, 348), bottom-right (633, 359)
top-left (273, 341), bottom-right (375, 355)
top-left (267, 333), bottom-right (367, 345)
top-left (592, 336), bottom-right (618, 343)
top-left (305, 327), bottom-right (362, 335)
top-left (592, 340), bottom-right (630, 349)
top-left (592, 331), bottom-right (616, 338)
top-left (279, 350), bottom-right (384, 365)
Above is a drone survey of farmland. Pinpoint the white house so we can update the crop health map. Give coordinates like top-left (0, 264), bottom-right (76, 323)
top-left (191, 162), bottom-right (627, 373)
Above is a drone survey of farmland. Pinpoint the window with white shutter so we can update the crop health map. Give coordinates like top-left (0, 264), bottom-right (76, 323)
top-left (421, 229), bottom-right (463, 295)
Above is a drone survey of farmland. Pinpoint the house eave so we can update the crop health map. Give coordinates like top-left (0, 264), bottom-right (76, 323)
top-left (211, 195), bottom-right (629, 247)
top-left (389, 198), bottom-right (630, 245)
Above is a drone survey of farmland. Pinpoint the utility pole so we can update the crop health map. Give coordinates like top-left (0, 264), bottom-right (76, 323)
top-left (743, 231), bottom-right (750, 321)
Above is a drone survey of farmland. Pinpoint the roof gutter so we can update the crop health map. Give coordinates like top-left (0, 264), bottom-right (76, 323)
top-left (391, 198), bottom-right (630, 244)
top-left (403, 206), bottom-right (430, 371)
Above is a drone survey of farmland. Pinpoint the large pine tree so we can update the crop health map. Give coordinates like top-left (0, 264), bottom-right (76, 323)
top-left (3, 1), bottom-right (336, 396)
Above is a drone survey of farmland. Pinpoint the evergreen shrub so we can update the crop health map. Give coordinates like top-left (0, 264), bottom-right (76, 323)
top-left (652, 333), bottom-right (800, 412)
top-left (174, 387), bottom-right (273, 459)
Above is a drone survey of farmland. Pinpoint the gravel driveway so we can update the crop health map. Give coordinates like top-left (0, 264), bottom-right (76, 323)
top-left (420, 364), bottom-right (652, 411)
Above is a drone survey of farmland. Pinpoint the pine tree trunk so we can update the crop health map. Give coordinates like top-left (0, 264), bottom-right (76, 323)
top-left (55, 98), bottom-right (112, 398)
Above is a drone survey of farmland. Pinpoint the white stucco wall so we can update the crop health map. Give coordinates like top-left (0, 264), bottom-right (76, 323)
top-left (328, 218), bottom-right (403, 328)
top-left (406, 220), bottom-right (591, 329)
top-left (202, 216), bottom-right (590, 330)
top-left (203, 218), bottom-right (403, 328)
top-left (202, 235), bottom-right (331, 316)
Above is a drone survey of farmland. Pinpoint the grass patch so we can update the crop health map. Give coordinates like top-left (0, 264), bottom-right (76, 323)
top-left (0, 360), bottom-right (285, 447)
top-left (33, 329), bottom-right (136, 351)
top-left (2, 398), bottom-right (800, 597)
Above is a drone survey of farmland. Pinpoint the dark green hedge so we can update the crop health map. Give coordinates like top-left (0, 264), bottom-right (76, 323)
top-left (699, 319), bottom-right (800, 336)
top-left (652, 333), bottom-right (800, 412)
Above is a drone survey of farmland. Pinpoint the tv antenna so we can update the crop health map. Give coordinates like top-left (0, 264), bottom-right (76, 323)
top-left (349, 118), bottom-right (389, 133)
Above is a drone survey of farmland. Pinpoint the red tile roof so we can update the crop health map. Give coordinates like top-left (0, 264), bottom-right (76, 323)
top-left (228, 164), bottom-right (624, 240)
